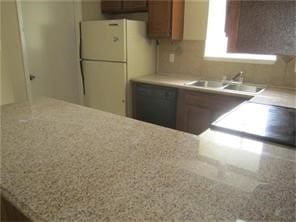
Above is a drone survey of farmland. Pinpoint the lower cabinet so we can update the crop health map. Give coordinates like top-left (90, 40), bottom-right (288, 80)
top-left (132, 83), bottom-right (247, 135)
top-left (180, 105), bottom-right (212, 135)
top-left (176, 89), bottom-right (246, 135)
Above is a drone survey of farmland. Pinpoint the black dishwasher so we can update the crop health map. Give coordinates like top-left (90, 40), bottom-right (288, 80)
top-left (134, 83), bottom-right (177, 129)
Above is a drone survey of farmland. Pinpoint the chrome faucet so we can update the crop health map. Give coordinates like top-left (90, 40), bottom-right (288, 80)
top-left (231, 71), bottom-right (245, 82)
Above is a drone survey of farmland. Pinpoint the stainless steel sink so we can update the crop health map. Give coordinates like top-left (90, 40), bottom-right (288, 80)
top-left (224, 84), bottom-right (265, 93)
top-left (186, 80), bottom-right (228, 88)
top-left (185, 79), bottom-right (265, 94)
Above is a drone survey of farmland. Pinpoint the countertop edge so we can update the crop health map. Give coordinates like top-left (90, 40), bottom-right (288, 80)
top-left (1, 187), bottom-right (42, 222)
top-left (131, 74), bottom-right (296, 108)
top-left (131, 78), bottom-right (254, 99)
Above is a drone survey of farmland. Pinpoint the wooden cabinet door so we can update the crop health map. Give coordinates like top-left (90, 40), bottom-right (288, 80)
top-left (171, 0), bottom-right (185, 40)
top-left (176, 90), bottom-right (214, 135)
top-left (213, 96), bottom-right (246, 120)
top-left (101, 0), bottom-right (122, 13)
top-left (122, 0), bottom-right (147, 12)
top-left (148, 0), bottom-right (172, 38)
top-left (176, 89), bottom-right (246, 135)
top-left (182, 105), bottom-right (213, 135)
top-left (148, 0), bottom-right (184, 40)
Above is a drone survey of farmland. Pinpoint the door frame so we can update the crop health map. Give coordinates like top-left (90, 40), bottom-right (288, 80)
top-left (15, 0), bottom-right (32, 103)
top-left (15, 0), bottom-right (84, 104)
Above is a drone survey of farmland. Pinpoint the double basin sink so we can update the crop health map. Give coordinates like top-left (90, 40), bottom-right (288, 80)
top-left (185, 80), bottom-right (265, 94)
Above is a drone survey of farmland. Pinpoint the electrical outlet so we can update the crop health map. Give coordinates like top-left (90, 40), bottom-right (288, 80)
top-left (169, 53), bottom-right (175, 63)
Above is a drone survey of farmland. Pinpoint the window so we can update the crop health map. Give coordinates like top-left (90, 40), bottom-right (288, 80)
top-left (204, 0), bottom-right (277, 64)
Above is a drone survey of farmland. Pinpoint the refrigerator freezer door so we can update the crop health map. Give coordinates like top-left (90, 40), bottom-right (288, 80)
top-left (81, 20), bottom-right (126, 62)
top-left (83, 61), bottom-right (126, 116)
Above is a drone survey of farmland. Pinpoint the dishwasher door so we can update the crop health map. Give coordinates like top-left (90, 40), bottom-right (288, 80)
top-left (134, 84), bottom-right (177, 129)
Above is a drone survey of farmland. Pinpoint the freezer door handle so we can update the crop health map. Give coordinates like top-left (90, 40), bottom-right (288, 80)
top-left (109, 23), bottom-right (119, 26)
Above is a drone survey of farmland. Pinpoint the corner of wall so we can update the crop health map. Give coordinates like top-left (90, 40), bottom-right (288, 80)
top-left (81, 0), bottom-right (105, 21)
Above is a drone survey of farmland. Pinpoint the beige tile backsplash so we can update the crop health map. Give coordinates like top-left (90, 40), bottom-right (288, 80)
top-left (158, 40), bottom-right (296, 88)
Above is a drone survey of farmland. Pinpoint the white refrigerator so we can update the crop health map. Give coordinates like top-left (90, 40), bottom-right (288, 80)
top-left (81, 19), bottom-right (155, 116)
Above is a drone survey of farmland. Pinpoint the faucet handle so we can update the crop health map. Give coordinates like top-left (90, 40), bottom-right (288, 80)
top-left (231, 71), bottom-right (245, 83)
top-left (239, 71), bottom-right (245, 83)
top-left (240, 70), bottom-right (247, 76)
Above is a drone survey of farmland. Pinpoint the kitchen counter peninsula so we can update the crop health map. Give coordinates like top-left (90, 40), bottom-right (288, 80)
top-left (1, 98), bottom-right (295, 221)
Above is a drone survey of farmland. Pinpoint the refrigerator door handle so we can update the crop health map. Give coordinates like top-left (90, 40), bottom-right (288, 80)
top-left (79, 22), bottom-right (85, 95)
top-left (80, 60), bottom-right (85, 95)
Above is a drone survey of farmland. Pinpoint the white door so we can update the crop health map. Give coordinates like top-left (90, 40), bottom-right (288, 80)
top-left (83, 61), bottom-right (126, 116)
top-left (18, 1), bottom-right (82, 104)
top-left (81, 20), bottom-right (126, 62)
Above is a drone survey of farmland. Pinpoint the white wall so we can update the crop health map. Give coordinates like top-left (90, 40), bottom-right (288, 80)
top-left (1, 0), bottom-right (28, 105)
top-left (81, 0), bottom-right (105, 21)
top-left (183, 0), bottom-right (209, 41)
top-left (0, 48), bottom-right (15, 105)
top-left (0, 1), bottom-right (14, 105)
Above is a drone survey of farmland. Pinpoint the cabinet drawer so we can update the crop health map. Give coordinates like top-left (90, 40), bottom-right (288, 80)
top-left (184, 91), bottom-right (245, 110)
top-left (185, 93), bottom-right (217, 109)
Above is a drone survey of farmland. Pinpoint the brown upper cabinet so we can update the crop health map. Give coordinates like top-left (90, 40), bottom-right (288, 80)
top-left (122, 0), bottom-right (148, 12)
top-left (101, 0), bottom-right (148, 14)
top-left (101, 0), bottom-right (122, 13)
top-left (225, 0), bottom-right (296, 56)
top-left (148, 0), bottom-right (185, 40)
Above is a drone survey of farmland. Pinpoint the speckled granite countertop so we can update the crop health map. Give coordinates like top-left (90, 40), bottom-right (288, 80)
top-left (1, 98), bottom-right (295, 221)
top-left (132, 74), bottom-right (296, 108)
